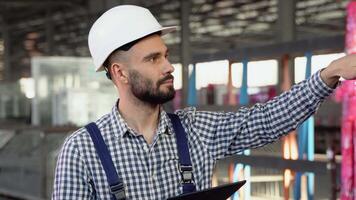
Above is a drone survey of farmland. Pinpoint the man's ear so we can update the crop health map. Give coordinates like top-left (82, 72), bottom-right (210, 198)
top-left (110, 63), bottom-right (129, 84)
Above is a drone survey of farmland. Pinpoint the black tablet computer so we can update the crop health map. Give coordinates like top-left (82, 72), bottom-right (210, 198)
top-left (167, 180), bottom-right (246, 200)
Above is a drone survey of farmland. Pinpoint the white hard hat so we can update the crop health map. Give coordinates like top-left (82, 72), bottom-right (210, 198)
top-left (88, 5), bottom-right (176, 72)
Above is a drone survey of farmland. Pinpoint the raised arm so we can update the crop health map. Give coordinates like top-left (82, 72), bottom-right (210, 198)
top-left (178, 70), bottom-right (333, 161)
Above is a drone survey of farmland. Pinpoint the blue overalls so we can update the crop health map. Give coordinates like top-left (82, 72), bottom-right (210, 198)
top-left (85, 113), bottom-right (196, 200)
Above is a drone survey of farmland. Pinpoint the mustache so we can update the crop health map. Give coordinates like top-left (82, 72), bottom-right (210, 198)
top-left (157, 74), bottom-right (174, 86)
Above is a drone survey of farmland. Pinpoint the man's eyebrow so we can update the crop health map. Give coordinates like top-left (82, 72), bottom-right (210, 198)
top-left (142, 52), bottom-right (161, 61)
top-left (142, 49), bottom-right (169, 61)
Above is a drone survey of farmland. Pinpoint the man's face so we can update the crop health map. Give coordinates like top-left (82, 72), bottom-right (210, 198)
top-left (125, 34), bottom-right (175, 105)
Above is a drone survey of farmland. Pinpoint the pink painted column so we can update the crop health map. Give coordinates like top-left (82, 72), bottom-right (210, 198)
top-left (336, 2), bottom-right (356, 199)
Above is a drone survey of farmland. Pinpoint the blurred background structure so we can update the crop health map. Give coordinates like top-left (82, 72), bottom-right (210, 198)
top-left (0, 0), bottom-right (352, 199)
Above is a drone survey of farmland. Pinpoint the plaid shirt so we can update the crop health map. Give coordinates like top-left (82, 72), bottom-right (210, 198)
top-left (52, 71), bottom-right (333, 200)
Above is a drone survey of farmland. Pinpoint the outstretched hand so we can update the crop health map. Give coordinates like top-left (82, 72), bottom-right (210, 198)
top-left (321, 54), bottom-right (356, 88)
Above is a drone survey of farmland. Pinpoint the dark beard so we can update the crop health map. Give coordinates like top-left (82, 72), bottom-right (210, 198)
top-left (128, 69), bottom-right (175, 105)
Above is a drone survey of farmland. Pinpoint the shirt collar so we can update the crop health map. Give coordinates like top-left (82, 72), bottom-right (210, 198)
top-left (109, 100), bottom-right (172, 139)
top-left (158, 109), bottom-right (172, 135)
top-left (109, 102), bottom-right (129, 138)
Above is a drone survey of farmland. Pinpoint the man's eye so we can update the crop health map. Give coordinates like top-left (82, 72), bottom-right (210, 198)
top-left (150, 56), bottom-right (158, 62)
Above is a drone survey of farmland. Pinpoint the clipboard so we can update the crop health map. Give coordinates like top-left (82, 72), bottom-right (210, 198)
top-left (167, 180), bottom-right (246, 200)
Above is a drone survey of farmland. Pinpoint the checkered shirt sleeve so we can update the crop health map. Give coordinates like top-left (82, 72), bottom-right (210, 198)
top-left (177, 70), bottom-right (334, 160)
top-left (52, 133), bottom-right (94, 199)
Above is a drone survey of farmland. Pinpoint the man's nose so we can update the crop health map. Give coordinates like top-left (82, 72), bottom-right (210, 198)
top-left (164, 59), bottom-right (175, 74)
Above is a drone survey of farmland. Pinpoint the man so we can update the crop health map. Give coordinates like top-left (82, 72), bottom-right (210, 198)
top-left (53, 5), bottom-right (356, 200)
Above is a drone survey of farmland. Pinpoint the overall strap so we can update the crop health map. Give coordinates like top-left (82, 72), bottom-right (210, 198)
top-left (85, 122), bottom-right (125, 200)
top-left (167, 113), bottom-right (196, 194)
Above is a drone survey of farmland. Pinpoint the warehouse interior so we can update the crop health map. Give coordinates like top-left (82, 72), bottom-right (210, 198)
top-left (0, 0), bottom-right (353, 199)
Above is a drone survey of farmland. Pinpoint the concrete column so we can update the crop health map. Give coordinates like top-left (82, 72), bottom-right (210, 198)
top-left (277, 0), bottom-right (296, 92)
top-left (278, 54), bottom-right (294, 93)
top-left (277, 3), bottom-right (297, 200)
top-left (277, 0), bottom-right (296, 42)
top-left (180, 0), bottom-right (191, 108)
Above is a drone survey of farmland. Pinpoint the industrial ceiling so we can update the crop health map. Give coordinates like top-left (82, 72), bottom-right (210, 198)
top-left (0, 0), bottom-right (349, 81)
